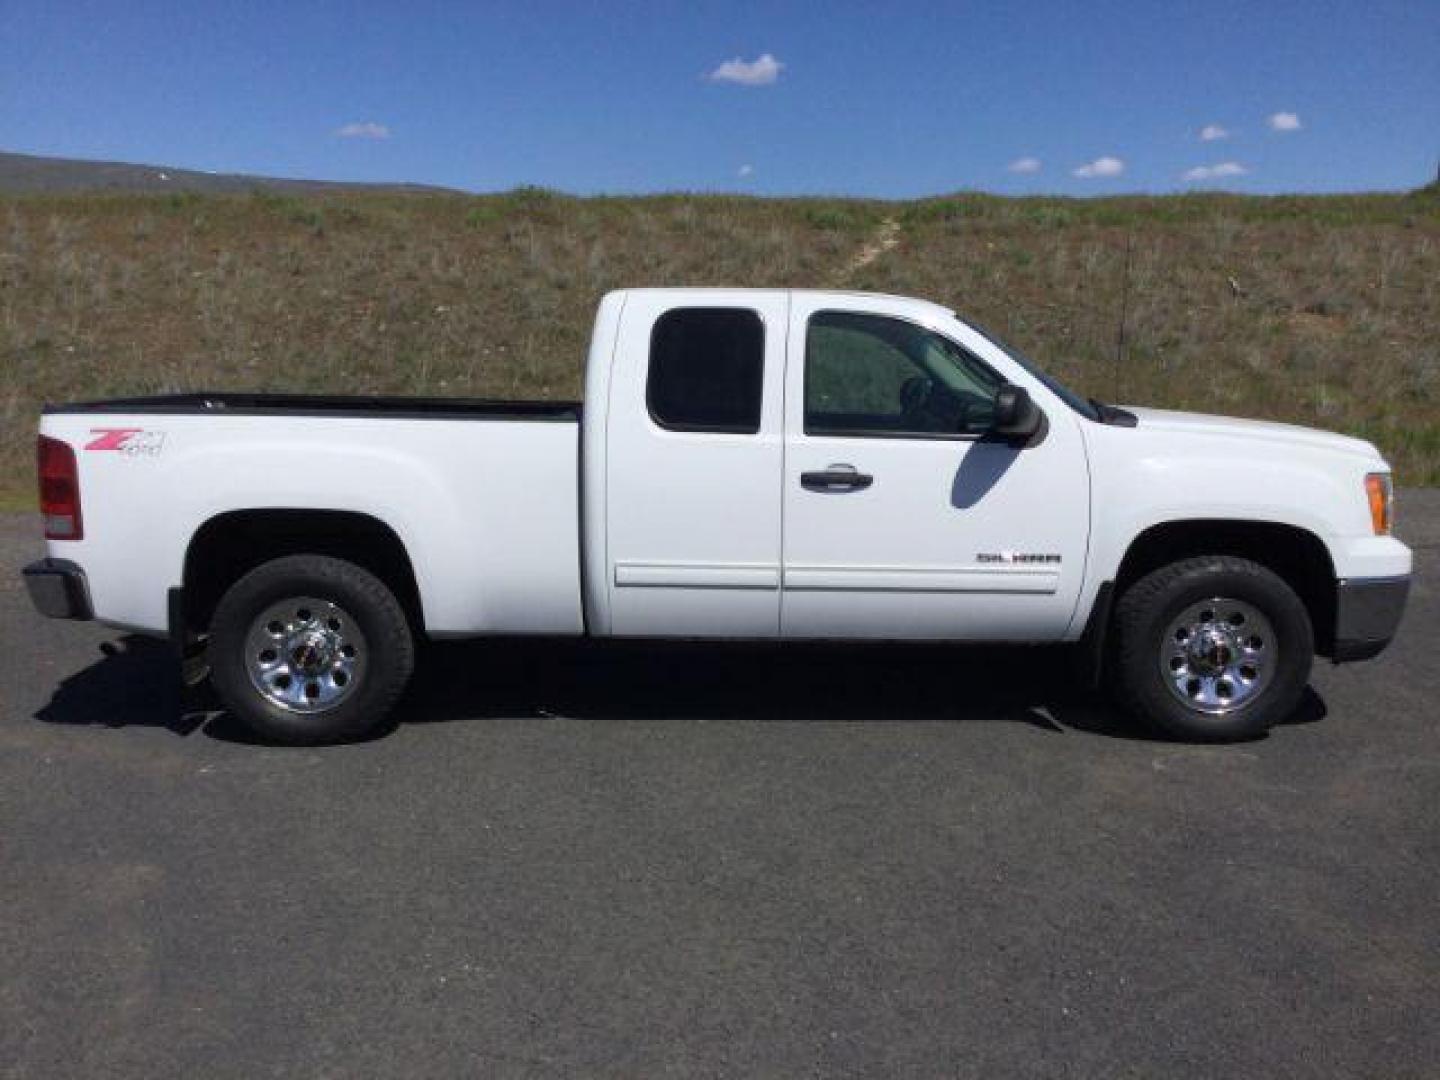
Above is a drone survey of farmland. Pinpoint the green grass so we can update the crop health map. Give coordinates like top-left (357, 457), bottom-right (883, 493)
top-left (2, 185), bottom-right (1437, 505)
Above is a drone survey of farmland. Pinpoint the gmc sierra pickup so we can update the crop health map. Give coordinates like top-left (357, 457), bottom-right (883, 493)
top-left (24, 289), bottom-right (1412, 743)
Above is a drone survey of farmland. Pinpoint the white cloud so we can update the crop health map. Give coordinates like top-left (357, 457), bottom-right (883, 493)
top-left (1073, 156), bottom-right (1125, 179)
top-left (1267, 111), bottom-right (1302, 132)
top-left (336, 121), bottom-right (390, 139)
top-left (1182, 161), bottom-right (1250, 182)
top-left (708, 53), bottom-right (783, 86)
top-left (1007, 156), bottom-right (1042, 174)
top-left (737, 163), bottom-right (754, 178)
top-left (1199, 124), bottom-right (1230, 141)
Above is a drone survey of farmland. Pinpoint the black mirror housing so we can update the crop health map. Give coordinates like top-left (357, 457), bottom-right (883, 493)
top-left (990, 384), bottom-right (1042, 441)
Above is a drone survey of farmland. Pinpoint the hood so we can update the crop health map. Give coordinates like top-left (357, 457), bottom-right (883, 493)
top-left (1124, 407), bottom-right (1382, 462)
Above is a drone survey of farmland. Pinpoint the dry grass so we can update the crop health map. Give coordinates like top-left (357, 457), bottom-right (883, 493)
top-left (2, 186), bottom-right (1437, 503)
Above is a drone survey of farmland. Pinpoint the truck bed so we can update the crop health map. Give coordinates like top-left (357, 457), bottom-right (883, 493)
top-left (37, 395), bottom-right (586, 637)
top-left (43, 392), bottom-right (581, 422)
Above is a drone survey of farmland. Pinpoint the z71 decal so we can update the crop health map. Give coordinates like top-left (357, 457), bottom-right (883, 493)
top-left (85, 428), bottom-right (167, 456)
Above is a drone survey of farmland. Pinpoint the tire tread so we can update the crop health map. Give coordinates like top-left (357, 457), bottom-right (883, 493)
top-left (1112, 555), bottom-right (1313, 742)
top-left (209, 554), bottom-right (414, 744)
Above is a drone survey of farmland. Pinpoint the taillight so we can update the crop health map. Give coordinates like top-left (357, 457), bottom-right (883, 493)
top-left (38, 435), bottom-right (83, 541)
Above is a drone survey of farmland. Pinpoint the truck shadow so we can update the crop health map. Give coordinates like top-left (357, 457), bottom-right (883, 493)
top-left (407, 639), bottom-right (1324, 739)
top-left (34, 634), bottom-right (1326, 743)
top-left (34, 636), bottom-right (218, 737)
top-left (406, 638), bottom-right (1098, 733)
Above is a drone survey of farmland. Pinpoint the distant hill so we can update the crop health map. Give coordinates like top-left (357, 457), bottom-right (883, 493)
top-left (0, 150), bottom-right (458, 195)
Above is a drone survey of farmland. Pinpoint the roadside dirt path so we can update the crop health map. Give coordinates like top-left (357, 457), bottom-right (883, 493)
top-left (834, 215), bottom-right (900, 283)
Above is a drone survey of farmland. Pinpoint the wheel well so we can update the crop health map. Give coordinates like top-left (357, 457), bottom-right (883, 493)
top-left (1113, 520), bottom-right (1337, 653)
top-left (183, 510), bottom-right (423, 635)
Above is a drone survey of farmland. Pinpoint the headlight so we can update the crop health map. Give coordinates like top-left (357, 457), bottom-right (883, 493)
top-left (1365, 472), bottom-right (1393, 535)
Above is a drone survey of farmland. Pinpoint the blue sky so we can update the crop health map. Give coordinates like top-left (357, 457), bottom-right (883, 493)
top-left (2, 0), bottom-right (1436, 197)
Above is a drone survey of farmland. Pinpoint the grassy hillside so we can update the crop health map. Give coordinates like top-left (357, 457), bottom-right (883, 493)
top-left (2, 186), bottom-right (1438, 505)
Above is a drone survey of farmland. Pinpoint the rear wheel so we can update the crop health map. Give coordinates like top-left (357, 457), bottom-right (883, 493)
top-left (209, 555), bottom-right (414, 744)
top-left (1112, 556), bottom-right (1313, 741)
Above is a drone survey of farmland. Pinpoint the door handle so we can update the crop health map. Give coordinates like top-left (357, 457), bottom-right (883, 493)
top-left (800, 464), bottom-right (873, 492)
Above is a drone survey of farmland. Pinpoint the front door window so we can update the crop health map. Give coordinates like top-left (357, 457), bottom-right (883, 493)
top-left (804, 311), bottom-right (1005, 438)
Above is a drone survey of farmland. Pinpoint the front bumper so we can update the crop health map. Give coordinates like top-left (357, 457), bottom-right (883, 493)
top-left (22, 558), bottom-right (93, 620)
top-left (1332, 574), bottom-right (1410, 662)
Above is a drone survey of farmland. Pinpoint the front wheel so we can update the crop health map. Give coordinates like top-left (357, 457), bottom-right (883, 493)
top-left (208, 555), bottom-right (415, 744)
top-left (1111, 556), bottom-right (1313, 742)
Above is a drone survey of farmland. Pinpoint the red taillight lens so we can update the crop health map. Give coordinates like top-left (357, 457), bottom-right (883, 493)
top-left (38, 436), bottom-right (82, 540)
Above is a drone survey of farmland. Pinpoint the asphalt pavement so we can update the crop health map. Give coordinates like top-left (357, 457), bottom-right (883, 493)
top-left (2, 497), bottom-right (1437, 1078)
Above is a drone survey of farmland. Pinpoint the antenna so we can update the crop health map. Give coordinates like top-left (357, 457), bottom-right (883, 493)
top-left (1113, 233), bottom-right (1134, 400)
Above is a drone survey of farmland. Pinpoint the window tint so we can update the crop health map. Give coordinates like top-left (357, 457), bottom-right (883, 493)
top-left (805, 311), bottom-right (1005, 437)
top-left (647, 308), bottom-right (764, 433)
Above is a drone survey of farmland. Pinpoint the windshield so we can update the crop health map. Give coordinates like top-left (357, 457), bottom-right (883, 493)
top-left (964, 319), bottom-right (1101, 422)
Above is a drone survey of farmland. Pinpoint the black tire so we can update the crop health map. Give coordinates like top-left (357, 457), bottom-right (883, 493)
top-left (208, 555), bottom-right (414, 745)
top-left (1111, 555), bottom-right (1313, 742)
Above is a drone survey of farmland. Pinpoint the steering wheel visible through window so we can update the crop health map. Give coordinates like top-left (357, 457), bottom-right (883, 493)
top-left (805, 311), bottom-right (1005, 437)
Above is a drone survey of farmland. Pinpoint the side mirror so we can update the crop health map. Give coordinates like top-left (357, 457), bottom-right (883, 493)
top-left (990, 384), bottom-right (1042, 441)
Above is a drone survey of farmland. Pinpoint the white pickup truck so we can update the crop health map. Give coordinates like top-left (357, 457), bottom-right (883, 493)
top-left (25, 289), bottom-right (1411, 744)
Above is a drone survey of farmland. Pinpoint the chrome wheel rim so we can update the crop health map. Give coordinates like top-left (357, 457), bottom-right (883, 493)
top-left (1160, 597), bottom-right (1275, 715)
top-left (244, 597), bottom-right (367, 713)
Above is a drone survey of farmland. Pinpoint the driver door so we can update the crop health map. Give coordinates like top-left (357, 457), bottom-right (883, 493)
top-left (780, 294), bottom-right (1090, 640)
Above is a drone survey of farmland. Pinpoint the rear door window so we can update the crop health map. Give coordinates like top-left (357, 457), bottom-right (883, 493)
top-left (647, 308), bottom-right (765, 434)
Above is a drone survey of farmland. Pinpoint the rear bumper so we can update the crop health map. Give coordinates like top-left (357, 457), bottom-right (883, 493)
top-left (22, 558), bottom-right (93, 620)
top-left (1331, 574), bottom-right (1410, 662)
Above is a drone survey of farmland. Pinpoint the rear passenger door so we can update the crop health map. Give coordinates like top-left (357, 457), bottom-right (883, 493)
top-left (603, 292), bottom-right (788, 637)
